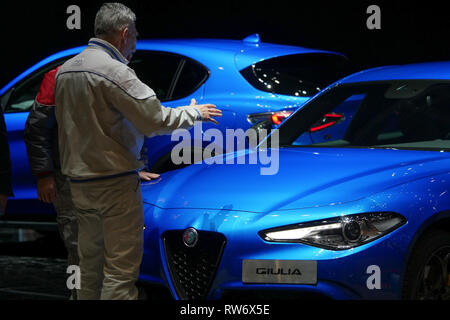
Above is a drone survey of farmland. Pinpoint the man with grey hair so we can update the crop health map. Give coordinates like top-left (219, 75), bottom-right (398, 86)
top-left (55, 2), bottom-right (222, 300)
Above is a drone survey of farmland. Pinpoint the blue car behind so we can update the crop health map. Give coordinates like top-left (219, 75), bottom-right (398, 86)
top-left (138, 61), bottom-right (450, 300)
top-left (0, 35), bottom-right (351, 220)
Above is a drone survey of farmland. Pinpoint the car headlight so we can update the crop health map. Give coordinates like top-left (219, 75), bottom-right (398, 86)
top-left (258, 212), bottom-right (406, 250)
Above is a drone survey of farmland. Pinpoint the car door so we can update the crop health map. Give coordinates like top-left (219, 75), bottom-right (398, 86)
top-left (1, 57), bottom-right (69, 217)
top-left (130, 50), bottom-right (233, 171)
top-left (128, 51), bottom-right (185, 168)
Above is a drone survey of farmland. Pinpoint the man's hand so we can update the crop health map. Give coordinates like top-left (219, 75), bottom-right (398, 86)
top-left (139, 171), bottom-right (160, 181)
top-left (37, 175), bottom-right (57, 203)
top-left (190, 99), bottom-right (222, 125)
top-left (0, 194), bottom-right (7, 217)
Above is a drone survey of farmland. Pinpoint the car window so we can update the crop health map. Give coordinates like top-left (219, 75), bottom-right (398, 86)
top-left (240, 53), bottom-right (353, 97)
top-left (5, 57), bottom-right (70, 113)
top-left (281, 81), bottom-right (450, 151)
top-left (294, 93), bottom-right (364, 145)
top-left (129, 51), bottom-right (182, 102)
top-left (171, 59), bottom-right (209, 100)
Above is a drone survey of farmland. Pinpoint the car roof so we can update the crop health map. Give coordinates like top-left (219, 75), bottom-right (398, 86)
top-left (137, 38), bottom-right (344, 70)
top-left (1, 36), bottom-right (345, 95)
top-left (340, 61), bottom-right (450, 84)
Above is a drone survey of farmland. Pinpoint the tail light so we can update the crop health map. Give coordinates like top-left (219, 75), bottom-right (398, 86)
top-left (248, 111), bottom-right (293, 126)
top-left (271, 111), bottom-right (293, 125)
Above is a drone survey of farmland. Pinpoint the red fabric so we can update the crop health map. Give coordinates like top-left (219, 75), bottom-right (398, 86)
top-left (35, 66), bottom-right (60, 106)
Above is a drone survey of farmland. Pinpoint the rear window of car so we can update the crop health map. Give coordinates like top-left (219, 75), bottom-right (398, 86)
top-left (4, 56), bottom-right (71, 113)
top-left (240, 53), bottom-right (353, 97)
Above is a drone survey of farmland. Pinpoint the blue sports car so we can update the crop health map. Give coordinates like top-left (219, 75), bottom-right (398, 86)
top-left (139, 61), bottom-right (450, 300)
top-left (0, 35), bottom-right (350, 220)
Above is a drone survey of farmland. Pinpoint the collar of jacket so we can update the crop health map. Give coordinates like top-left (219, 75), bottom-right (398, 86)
top-left (87, 38), bottom-right (129, 65)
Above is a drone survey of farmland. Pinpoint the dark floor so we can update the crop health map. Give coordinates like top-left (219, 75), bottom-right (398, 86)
top-left (0, 229), bottom-right (71, 300)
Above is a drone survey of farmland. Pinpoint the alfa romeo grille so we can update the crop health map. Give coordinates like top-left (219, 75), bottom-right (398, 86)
top-left (162, 230), bottom-right (226, 300)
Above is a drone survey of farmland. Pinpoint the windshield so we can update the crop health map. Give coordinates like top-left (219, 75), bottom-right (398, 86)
top-left (278, 80), bottom-right (450, 151)
top-left (240, 53), bottom-right (353, 97)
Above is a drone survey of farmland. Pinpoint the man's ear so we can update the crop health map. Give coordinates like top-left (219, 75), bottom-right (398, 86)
top-left (121, 27), bottom-right (129, 40)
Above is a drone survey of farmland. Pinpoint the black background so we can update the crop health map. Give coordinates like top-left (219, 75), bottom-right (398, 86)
top-left (1, 0), bottom-right (449, 88)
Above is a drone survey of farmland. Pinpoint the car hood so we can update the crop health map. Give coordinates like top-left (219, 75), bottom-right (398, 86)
top-left (142, 147), bottom-right (449, 213)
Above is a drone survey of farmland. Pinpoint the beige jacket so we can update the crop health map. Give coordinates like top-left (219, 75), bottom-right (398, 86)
top-left (55, 38), bottom-right (200, 179)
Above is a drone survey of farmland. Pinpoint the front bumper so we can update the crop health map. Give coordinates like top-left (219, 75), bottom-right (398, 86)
top-left (139, 204), bottom-right (410, 300)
